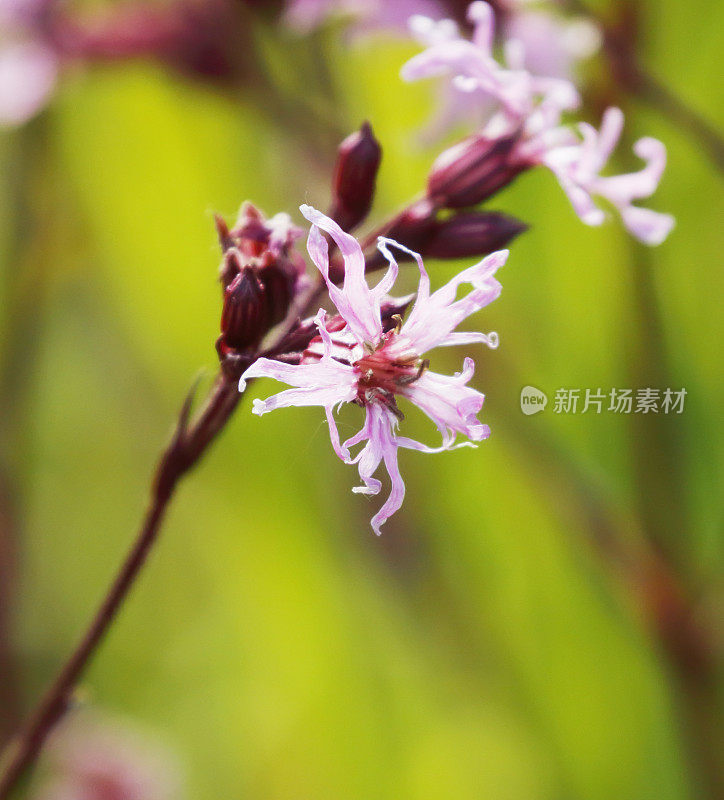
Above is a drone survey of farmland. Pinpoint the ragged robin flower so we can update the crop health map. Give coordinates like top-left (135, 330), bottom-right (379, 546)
top-left (239, 205), bottom-right (506, 534)
top-left (402, 1), bottom-right (674, 245)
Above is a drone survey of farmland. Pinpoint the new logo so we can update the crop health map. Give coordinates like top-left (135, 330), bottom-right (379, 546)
top-left (520, 386), bottom-right (548, 415)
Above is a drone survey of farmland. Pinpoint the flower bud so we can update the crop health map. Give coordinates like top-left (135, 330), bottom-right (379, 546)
top-left (220, 264), bottom-right (268, 352)
top-left (383, 199), bottom-right (437, 250)
top-left (427, 133), bottom-right (527, 208)
top-left (214, 213), bottom-right (234, 254)
top-left (423, 211), bottom-right (528, 258)
top-left (329, 121), bottom-right (381, 232)
top-left (257, 252), bottom-right (296, 327)
top-left (215, 203), bottom-right (307, 357)
top-left (369, 206), bottom-right (526, 267)
top-left (361, 199), bottom-right (436, 272)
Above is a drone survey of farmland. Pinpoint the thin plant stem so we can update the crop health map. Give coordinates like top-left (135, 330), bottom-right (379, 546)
top-left (0, 272), bottom-right (326, 797)
top-left (0, 376), bottom-right (235, 798)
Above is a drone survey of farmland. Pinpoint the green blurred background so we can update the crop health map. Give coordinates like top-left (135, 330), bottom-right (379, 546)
top-left (1, 1), bottom-right (723, 797)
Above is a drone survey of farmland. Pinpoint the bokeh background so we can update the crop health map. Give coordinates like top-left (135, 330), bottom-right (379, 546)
top-left (1, 0), bottom-right (723, 798)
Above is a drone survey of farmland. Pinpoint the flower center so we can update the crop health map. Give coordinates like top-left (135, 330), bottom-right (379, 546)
top-left (352, 329), bottom-right (429, 418)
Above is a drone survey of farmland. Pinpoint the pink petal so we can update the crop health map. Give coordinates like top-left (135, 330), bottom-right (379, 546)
top-left (619, 205), bottom-right (675, 246)
top-left (355, 405), bottom-right (405, 536)
top-left (377, 237), bottom-right (429, 303)
top-left (0, 40), bottom-right (57, 126)
top-left (401, 250), bottom-right (505, 354)
top-left (467, 1), bottom-right (494, 54)
top-left (409, 14), bottom-right (459, 46)
top-left (300, 204), bottom-right (382, 344)
top-left (240, 345), bottom-right (357, 417)
top-left (595, 136), bottom-right (667, 203)
top-left (435, 330), bottom-right (499, 349)
top-left (347, 408), bottom-right (383, 495)
top-left (403, 360), bottom-right (489, 446)
top-left (251, 385), bottom-right (353, 415)
top-left (370, 435), bottom-right (405, 536)
top-left (400, 39), bottom-right (489, 83)
top-left (547, 165), bottom-right (605, 226)
top-left (396, 435), bottom-right (476, 453)
top-left (505, 11), bottom-right (577, 79)
top-left (596, 106), bottom-right (625, 166)
top-left (325, 405), bottom-right (350, 462)
top-left (239, 354), bottom-right (355, 392)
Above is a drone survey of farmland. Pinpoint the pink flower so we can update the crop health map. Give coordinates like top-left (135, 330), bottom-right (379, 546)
top-left (0, 39), bottom-right (57, 125)
top-left (542, 107), bottom-right (675, 245)
top-left (239, 205), bottom-right (505, 535)
top-left (283, 0), bottom-right (446, 37)
top-left (402, 1), bottom-right (580, 133)
top-left (30, 710), bottom-right (182, 800)
top-left (402, 2), bottom-right (673, 245)
top-left (502, 5), bottom-right (601, 81)
top-left (0, 0), bottom-right (58, 126)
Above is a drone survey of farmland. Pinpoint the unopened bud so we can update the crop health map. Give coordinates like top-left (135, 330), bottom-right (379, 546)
top-left (258, 254), bottom-right (295, 328)
top-left (369, 206), bottom-right (526, 266)
top-left (214, 213), bottom-right (234, 254)
top-left (329, 121), bottom-right (382, 232)
top-left (361, 199), bottom-right (436, 272)
top-left (220, 266), bottom-right (268, 351)
top-left (215, 204), bottom-right (306, 348)
top-left (423, 211), bottom-right (528, 258)
top-left (383, 199), bottom-right (437, 250)
top-left (219, 244), bottom-right (242, 289)
top-left (427, 133), bottom-right (527, 208)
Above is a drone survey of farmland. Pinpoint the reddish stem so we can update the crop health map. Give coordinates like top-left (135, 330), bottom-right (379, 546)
top-left (0, 271), bottom-right (329, 796)
top-left (0, 375), bottom-right (240, 798)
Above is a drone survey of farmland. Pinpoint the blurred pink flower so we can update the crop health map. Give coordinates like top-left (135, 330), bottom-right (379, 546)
top-left (542, 106), bottom-right (675, 245)
top-left (498, 0), bottom-right (601, 80)
top-left (240, 205), bottom-right (505, 534)
top-left (403, 1), bottom-right (580, 136)
top-left (30, 711), bottom-right (182, 800)
top-left (402, 1), bottom-right (673, 244)
top-left (284, 0), bottom-right (446, 37)
top-left (0, 0), bottom-right (58, 126)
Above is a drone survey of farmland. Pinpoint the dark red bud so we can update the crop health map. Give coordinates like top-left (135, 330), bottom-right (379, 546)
top-left (214, 213), bottom-right (234, 254)
top-left (258, 260), bottom-right (294, 328)
top-left (329, 121), bottom-right (382, 232)
top-left (362, 199), bottom-right (436, 271)
top-left (383, 199), bottom-right (437, 251)
top-left (220, 266), bottom-right (268, 351)
top-left (423, 211), bottom-right (528, 258)
top-left (65, 0), bottom-right (253, 84)
top-left (427, 133), bottom-right (527, 208)
top-left (219, 246), bottom-right (242, 290)
top-left (368, 206), bottom-right (526, 267)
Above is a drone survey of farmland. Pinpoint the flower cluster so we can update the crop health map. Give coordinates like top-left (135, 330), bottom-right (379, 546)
top-left (240, 205), bottom-right (505, 534)
top-left (402, 1), bottom-right (674, 244)
top-left (216, 203), bottom-right (308, 358)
